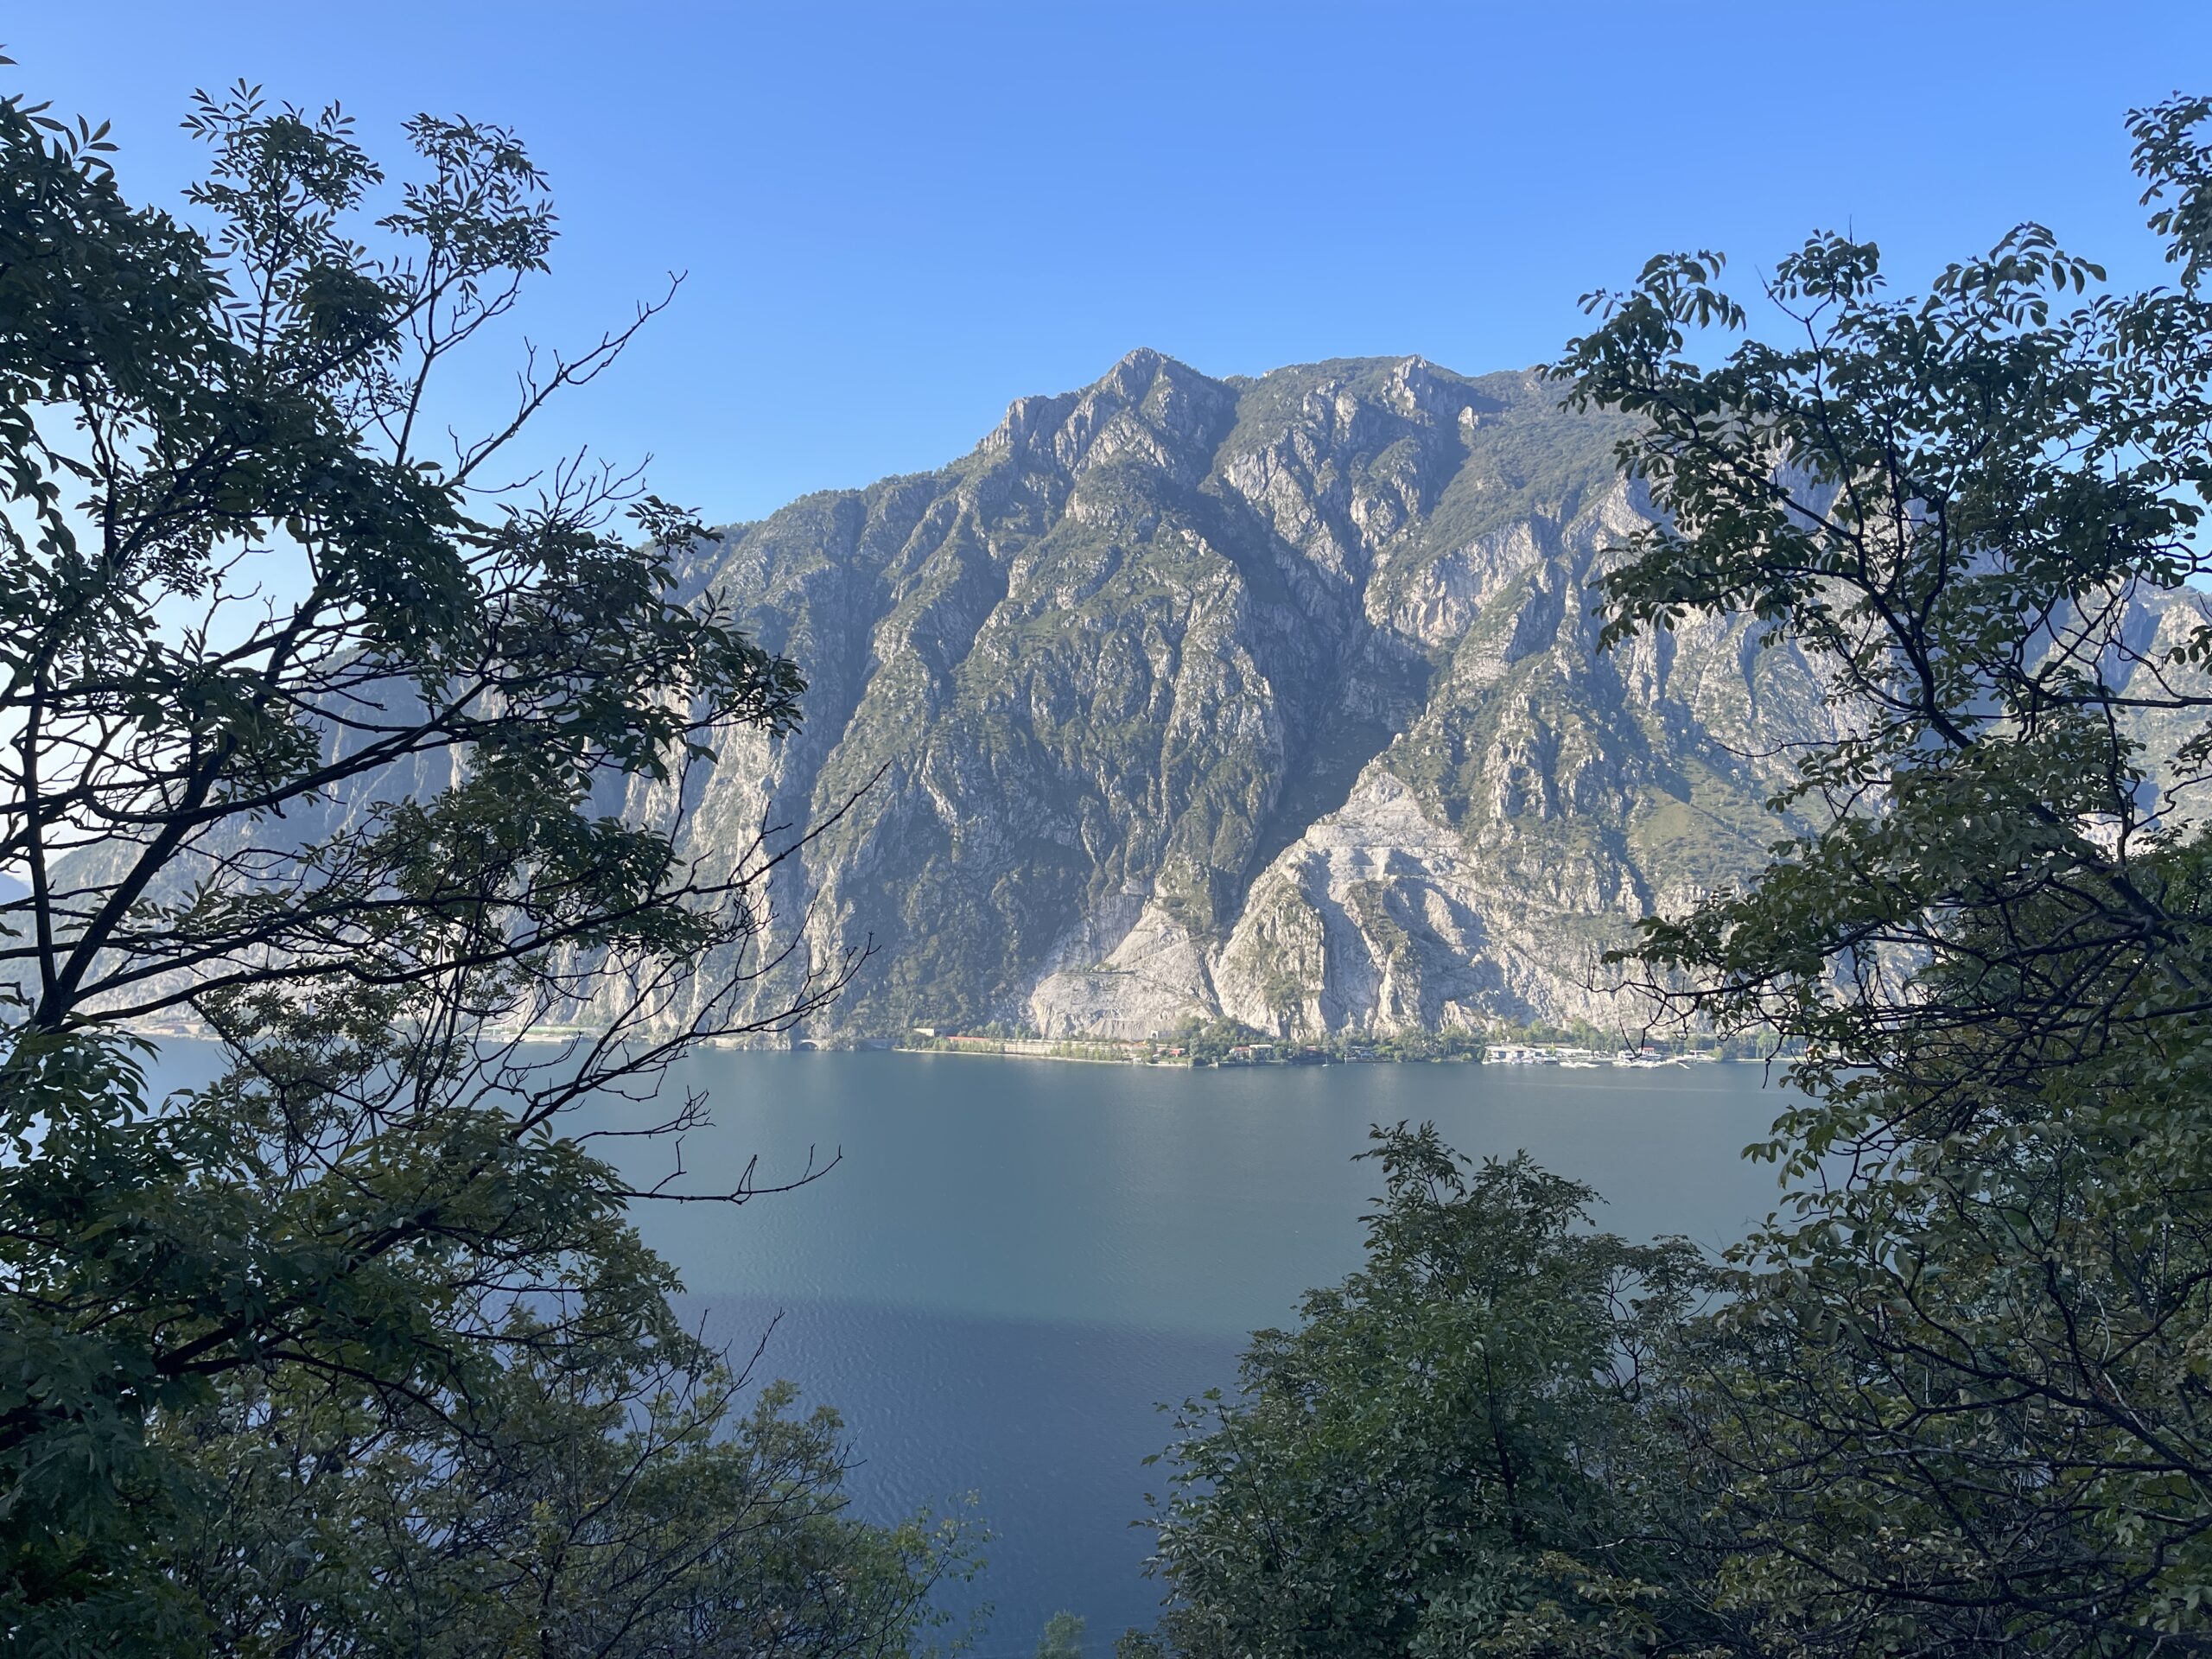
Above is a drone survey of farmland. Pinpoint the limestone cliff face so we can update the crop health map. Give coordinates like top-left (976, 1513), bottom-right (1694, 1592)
top-left (662, 351), bottom-right (1832, 1040)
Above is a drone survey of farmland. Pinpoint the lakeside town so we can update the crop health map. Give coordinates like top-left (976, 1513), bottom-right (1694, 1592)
top-left (887, 1022), bottom-right (1767, 1069)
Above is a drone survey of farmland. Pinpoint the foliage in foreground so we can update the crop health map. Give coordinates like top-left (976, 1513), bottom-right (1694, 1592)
top-left (1148, 1090), bottom-right (2212, 1655)
top-left (1139, 92), bottom-right (2212, 1658)
top-left (0, 67), bottom-right (968, 1656)
top-left (1147, 1128), bottom-right (1719, 1659)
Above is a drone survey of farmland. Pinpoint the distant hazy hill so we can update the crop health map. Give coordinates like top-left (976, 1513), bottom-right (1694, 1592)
top-left (632, 349), bottom-right (1841, 1042)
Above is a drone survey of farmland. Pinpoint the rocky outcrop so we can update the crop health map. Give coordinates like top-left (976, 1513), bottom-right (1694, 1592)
top-left (655, 351), bottom-right (1834, 1040)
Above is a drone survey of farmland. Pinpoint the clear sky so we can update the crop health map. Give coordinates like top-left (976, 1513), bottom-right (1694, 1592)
top-left (10, 3), bottom-right (2211, 524)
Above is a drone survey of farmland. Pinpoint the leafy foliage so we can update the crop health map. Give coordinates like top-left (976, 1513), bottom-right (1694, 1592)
top-left (1551, 106), bottom-right (2212, 1122)
top-left (1143, 92), bottom-right (2212, 1659)
top-left (1038, 1611), bottom-right (1088, 1659)
top-left (1143, 1126), bottom-right (1716, 1659)
top-left (1534, 89), bottom-right (2212, 1653)
top-left (0, 69), bottom-right (950, 1655)
top-left (173, 1322), bottom-right (973, 1656)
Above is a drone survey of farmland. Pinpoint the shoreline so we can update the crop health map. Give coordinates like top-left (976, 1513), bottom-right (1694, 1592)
top-left (890, 1044), bottom-right (1189, 1067)
top-left (134, 1027), bottom-right (1768, 1071)
top-left (887, 1040), bottom-right (1755, 1071)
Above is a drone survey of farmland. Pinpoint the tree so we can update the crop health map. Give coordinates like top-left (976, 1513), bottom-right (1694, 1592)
top-left (171, 1319), bottom-right (973, 1657)
top-left (1543, 92), bottom-right (2212, 1650)
top-left (0, 68), bottom-right (942, 1652)
top-left (1038, 1611), bottom-right (1087, 1659)
top-left (1138, 91), bottom-right (2212, 1659)
top-left (1551, 99), bottom-right (2212, 1131)
top-left (1142, 1126), bottom-right (1720, 1659)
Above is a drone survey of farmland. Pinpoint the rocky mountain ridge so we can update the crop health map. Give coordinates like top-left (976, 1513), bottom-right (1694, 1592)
top-left (641, 348), bottom-right (1847, 1043)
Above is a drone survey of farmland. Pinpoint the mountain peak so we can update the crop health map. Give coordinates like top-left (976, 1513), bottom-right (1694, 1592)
top-left (659, 353), bottom-right (1826, 1042)
top-left (976, 349), bottom-right (1230, 478)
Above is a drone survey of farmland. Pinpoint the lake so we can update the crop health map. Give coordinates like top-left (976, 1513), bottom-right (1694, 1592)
top-left (562, 1052), bottom-right (1798, 1655)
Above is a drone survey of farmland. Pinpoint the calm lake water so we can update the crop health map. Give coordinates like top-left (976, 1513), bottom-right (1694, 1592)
top-left (558, 1052), bottom-right (1798, 1653)
top-left (135, 1042), bottom-right (1794, 1649)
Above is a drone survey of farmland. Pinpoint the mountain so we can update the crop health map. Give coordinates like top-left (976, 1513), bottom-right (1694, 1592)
top-left (643, 349), bottom-right (1837, 1044)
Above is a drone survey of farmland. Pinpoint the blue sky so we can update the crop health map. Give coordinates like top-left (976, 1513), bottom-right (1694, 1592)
top-left (10, 3), bottom-right (2210, 523)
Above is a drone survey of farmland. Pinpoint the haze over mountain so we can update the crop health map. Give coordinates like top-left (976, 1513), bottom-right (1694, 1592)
top-left (632, 349), bottom-right (1847, 1044)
